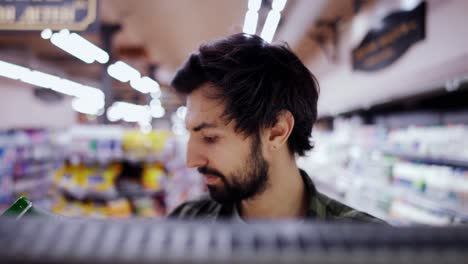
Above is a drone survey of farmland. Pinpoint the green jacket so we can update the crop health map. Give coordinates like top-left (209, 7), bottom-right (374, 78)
top-left (169, 170), bottom-right (385, 223)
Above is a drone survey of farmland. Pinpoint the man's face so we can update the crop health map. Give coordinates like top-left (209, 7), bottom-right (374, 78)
top-left (185, 83), bottom-right (270, 204)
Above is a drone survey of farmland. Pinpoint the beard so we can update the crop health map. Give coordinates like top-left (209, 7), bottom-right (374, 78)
top-left (197, 134), bottom-right (269, 204)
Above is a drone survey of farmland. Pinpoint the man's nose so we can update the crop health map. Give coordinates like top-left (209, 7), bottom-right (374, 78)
top-left (186, 137), bottom-right (207, 168)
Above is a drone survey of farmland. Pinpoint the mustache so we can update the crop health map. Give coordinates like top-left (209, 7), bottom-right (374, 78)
top-left (198, 166), bottom-right (225, 178)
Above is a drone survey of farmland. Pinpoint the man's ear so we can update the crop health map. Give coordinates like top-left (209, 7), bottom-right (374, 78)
top-left (266, 110), bottom-right (294, 150)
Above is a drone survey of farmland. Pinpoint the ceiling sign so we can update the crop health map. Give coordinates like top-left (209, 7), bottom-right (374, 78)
top-left (352, 1), bottom-right (426, 72)
top-left (0, 0), bottom-right (98, 32)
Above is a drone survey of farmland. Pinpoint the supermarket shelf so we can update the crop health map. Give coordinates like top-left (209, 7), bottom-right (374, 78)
top-left (311, 173), bottom-right (468, 224)
top-left (118, 189), bottom-right (164, 198)
top-left (66, 155), bottom-right (164, 165)
top-left (58, 188), bottom-right (119, 202)
top-left (392, 187), bottom-right (468, 222)
top-left (380, 148), bottom-right (468, 169)
top-left (363, 181), bottom-right (468, 222)
top-left (14, 162), bottom-right (57, 177)
top-left (58, 187), bottom-right (164, 202)
top-left (13, 175), bottom-right (54, 193)
top-left (314, 179), bottom-right (392, 223)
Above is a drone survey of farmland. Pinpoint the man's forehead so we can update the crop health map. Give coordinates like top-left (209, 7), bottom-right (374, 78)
top-left (185, 86), bottom-right (226, 129)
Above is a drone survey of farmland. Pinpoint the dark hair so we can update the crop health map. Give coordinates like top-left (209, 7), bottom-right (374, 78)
top-left (171, 33), bottom-right (319, 156)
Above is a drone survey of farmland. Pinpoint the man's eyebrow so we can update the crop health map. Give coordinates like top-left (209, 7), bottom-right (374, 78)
top-left (191, 122), bottom-right (218, 132)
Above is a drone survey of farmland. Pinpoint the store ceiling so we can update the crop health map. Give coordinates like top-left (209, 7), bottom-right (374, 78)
top-left (0, 0), bottom-right (358, 121)
top-left (98, 0), bottom-right (360, 79)
top-left (100, 0), bottom-right (247, 72)
top-left (97, 0), bottom-right (348, 115)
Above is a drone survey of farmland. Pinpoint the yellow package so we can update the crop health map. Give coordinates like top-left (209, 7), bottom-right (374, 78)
top-left (107, 198), bottom-right (132, 218)
top-left (123, 130), bottom-right (171, 158)
top-left (142, 163), bottom-right (165, 191)
top-left (51, 196), bottom-right (67, 214)
top-left (148, 131), bottom-right (170, 153)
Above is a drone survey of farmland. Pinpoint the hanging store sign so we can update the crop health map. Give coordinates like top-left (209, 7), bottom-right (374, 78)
top-left (0, 0), bottom-right (98, 32)
top-left (352, 1), bottom-right (426, 72)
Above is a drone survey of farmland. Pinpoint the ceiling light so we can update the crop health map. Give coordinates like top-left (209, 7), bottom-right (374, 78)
top-left (140, 122), bottom-right (152, 134)
top-left (0, 60), bottom-right (31, 80)
top-left (106, 106), bottom-right (117, 122)
top-left (40, 28), bottom-right (53, 39)
top-left (68, 33), bottom-right (109, 64)
top-left (48, 29), bottom-right (109, 64)
top-left (130, 76), bottom-right (160, 93)
top-left (243, 11), bottom-right (259, 35)
top-left (272, 0), bottom-right (287, 11)
top-left (71, 97), bottom-right (103, 116)
top-left (149, 99), bottom-right (165, 118)
top-left (50, 29), bottom-right (94, 64)
top-left (172, 123), bottom-right (188, 136)
top-left (171, 112), bottom-right (181, 124)
top-left (107, 61), bottom-right (141, 83)
top-left (243, 0), bottom-right (262, 35)
top-left (150, 90), bottom-right (161, 99)
top-left (150, 99), bottom-right (161, 108)
top-left (0, 59), bottom-right (105, 108)
top-left (107, 101), bottom-right (152, 123)
top-left (248, 0), bottom-right (262, 10)
top-left (260, 10), bottom-right (281, 43)
top-left (150, 105), bottom-right (165, 118)
top-left (22, 70), bottom-right (62, 89)
top-left (260, 0), bottom-right (287, 43)
top-left (176, 106), bottom-right (187, 120)
top-left (51, 79), bottom-right (97, 98)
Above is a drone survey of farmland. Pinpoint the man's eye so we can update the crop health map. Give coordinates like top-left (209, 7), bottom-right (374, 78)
top-left (203, 136), bottom-right (218, 144)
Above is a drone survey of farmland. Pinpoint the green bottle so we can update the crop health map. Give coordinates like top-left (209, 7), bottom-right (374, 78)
top-left (1, 196), bottom-right (56, 219)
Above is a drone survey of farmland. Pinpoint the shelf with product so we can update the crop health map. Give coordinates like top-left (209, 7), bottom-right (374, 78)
top-left (49, 129), bottom-right (157, 218)
top-left (299, 118), bottom-right (468, 225)
top-left (378, 125), bottom-right (468, 169)
top-left (47, 125), bottom-right (204, 218)
top-left (0, 133), bottom-right (15, 212)
top-left (0, 125), bottom-right (205, 219)
top-left (0, 129), bottom-right (64, 211)
top-left (61, 125), bottom-right (172, 165)
top-left (51, 159), bottom-right (167, 218)
top-left (380, 149), bottom-right (468, 169)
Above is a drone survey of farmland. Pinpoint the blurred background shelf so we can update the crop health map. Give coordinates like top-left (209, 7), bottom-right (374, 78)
top-left (380, 148), bottom-right (468, 169)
